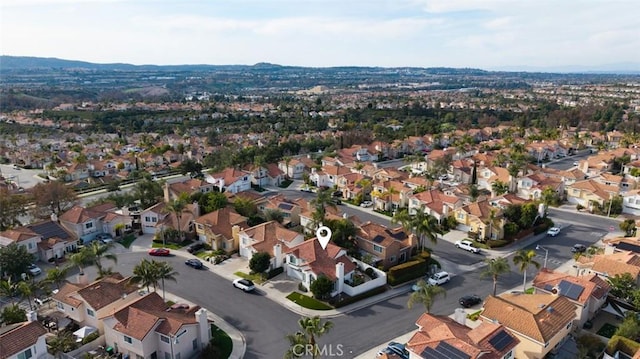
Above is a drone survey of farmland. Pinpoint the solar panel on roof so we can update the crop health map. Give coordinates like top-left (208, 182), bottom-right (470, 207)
top-left (29, 221), bottom-right (71, 240)
top-left (488, 330), bottom-right (514, 351)
top-left (372, 235), bottom-right (385, 243)
top-left (558, 280), bottom-right (571, 295)
top-left (421, 342), bottom-right (470, 359)
top-left (558, 280), bottom-right (584, 300)
top-left (278, 203), bottom-right (294, 211)
top-left (544, 284), bottom-right (554, 291)
top-left (616, 242), bottom-right (640, 254)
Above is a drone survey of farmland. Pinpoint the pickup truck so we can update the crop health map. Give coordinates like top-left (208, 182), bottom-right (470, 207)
top-left (454, 240), bottom-right (481, 254)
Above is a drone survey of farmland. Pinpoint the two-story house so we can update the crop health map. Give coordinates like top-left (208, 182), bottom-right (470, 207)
top-left (481, 293), bottom-right (577, 359)
top-left (102, 292), bottom-right (211, 359)
top-left (406, 313), bottom-right (519, 359)
top-left (205, 167), bottom-right (251, 194)
top-left (407, 189), bottom-right (463, 222)
top-left (309, 165), bottom-right (352, 189)
top-left (532, 268), bottom-right (611, 327)
top-left (622, 189), bottom-right (640, 215)
top-left (163, 179), bottom-right (215, 202)
top-left (355, 222), bottom-right (414, 270)
top-left (238, 221), bottom-right (304, 267)
top-left (278, 157), bottom-right (311, 179)
top-left (0, 220), bottom-right (78, 263)
top-left (565, 179), bottom-right (619, 210)
top-left (193, 207), bottom-right (248, 253)
top-left (371, 180), bottom-right (412, 212)
top-left (59, 203), bottom-right (130, 244)
top-left (517, 173), bottom-right (564, 201)
top-left (453, 200), bottom-right (504, 241)
top-left (257, 194), bottom-right (303, 227)
top-left (0, 314), bottom-right (48, 359)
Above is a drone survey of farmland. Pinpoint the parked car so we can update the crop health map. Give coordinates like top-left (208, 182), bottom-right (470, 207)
top-left (376, 342), bottom-right (409, 359)
top-left (459, 294), bottom-right (482, 308)
top-left (27, 264), bottom-right (42, 276)
top-left (571, 244), bottom-right (587, 253)
top-left (35, 289), bottom-right (58, 306)
top-left (232, 278), bottom-right (256, 292)
top-left (148, 248), bottom-right (171, 256)
top-left (547, 227), bottom-right (561, 237)
top-left (360, 200), bottom-right (373, 208)
top-left (187, 242), bottom-right (205, 254)
top-left (185, 259), bottom-right (204, 269)
top-left (96, 233), bottom-right (114, 244)
top-left (427, 271), bottom-right (450, 286)
top-left (454, 240), bottom-right (481, 254)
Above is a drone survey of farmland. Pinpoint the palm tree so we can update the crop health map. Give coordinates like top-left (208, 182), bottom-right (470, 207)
top-left (391, 208), bottom-right (413, 233)
top-left (413, 208), bottom-right (442, 251)
top-left (491, 180), bottom-right (509, 197)
top-left (68, 249), bottom-right (93, 277)
top-left (45, 267), bottom-right (69, 291)
top-left (484, 208), bottom-right (501, 242)
top-left (114, 223), bottom-right (126, 240)
top-left (0, 278), bottom-right (21, 305)
top-left (480, 258), bottom-right (511, 296)
top-left (311, 188), bottom-right (336, 221)
top-left (18, 279), bottom-right (43, 310)
top-left (407, 279), bottom-right (446, 313)
top-left (86, 241), bottom-right (118, 278)
top-left (164, 193), bottom-right (191, 243)
top-left (129, 259), bottom-right (160, 292)
top-left (512, 249), bottom-right (541, 292)
top-left (294, 316), bottom-right (334, 359)
top-left (156, 261), bottom-right (179, 301)
top-left (48, 331), bottom-right (76, 358)
top-left (284, 331), bottom-right (308, 359)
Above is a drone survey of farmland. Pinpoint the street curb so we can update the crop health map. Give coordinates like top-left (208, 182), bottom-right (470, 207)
top-left (549, 206), bottom-right (626, 222)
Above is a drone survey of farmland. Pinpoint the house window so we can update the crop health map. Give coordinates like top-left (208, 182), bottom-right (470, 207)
top-left (85, 222), bottom-right (93, 229)
top-left (87, 308), bottom-right (95, 317)
top-left (165, 353), bottom-right (171, 359)
top-left (373, 244), bottom-right (383, 253)
top-left (457, 212), bottom-right (464, 220)
top-left (192, 339), bottom-right (198, 350)
top-left (390, 256), bottom-right (396, 263)
top-left (399, 253), bottom-right (406, 262)
top-left (152, 217), bottom-right (157, 223)
top-left (17, 348), bottom-right (32, 359)
top-left (145, 216), bottom-right (151, 222)
top-left (197, 224), bottom-right (203, 230)
top-left (124, 336), bottom-right (133, 344)
top-left (57, 302), bottom-right (64, 310)
top-left (572, 189), bottom-right (580, 195)
top-left (28, 242), bottom-right (34, 250)
top-left (566, 322), bottom-right (572, 330)
top-left (161, 335), bottom-right (170, 343)
top-left (136, 355), bottom-right (144, 359)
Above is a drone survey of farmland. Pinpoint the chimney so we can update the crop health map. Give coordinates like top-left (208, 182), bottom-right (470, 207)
top-left (274, 244), bottom-right (283, 269)
top-left (232, 225), bottom-right (241, 251)
top-left (192, 201), bottom-right (200, 218)
top-left (196, 308), bottom-right (210, 348)
top-left (51, 213), bottom-right (58, 223)
top-left (26, 310), bottom-right (37, 322)
top-left (335, 262), bottom-right (344, 294)
top-left (604, 243), bottom-right (615, 255)
top-left (442, 204), bottom-right (449, 216)
top-left (453, 308), bottom-right (467, 326)
top-left (163, 182), bottom-right (170, 203)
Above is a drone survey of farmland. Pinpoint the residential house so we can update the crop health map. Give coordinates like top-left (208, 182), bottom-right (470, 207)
top-left (193, 207), bottom-right (248, 253)
top-left (453, 200), bottom-right (504, 240)
top-left (371, 180), bottom-right (412, 212)
top-left (517, 173), bottom-right (564, 201)
top-left (0, 227), bottom-right (43, 260)
top-left (477, 166), bottom-right (511, 195)
top-left (52, 274), bottom-right (141, 332)
top-left (407, 189), bottom-right (463, 223)
top-left (0, 315), bottom-right (48, 359)
top-left (238, 221), bottom-right (304, 267)
top-left (163, 179), bottom-right (215, 202)
top-left (565, 179), bottom-right (619, 210)
top-left (278, 157), bottom-right (311, 179)
top-left (64, 162), bottom-right (91, 181)
top-left (0, 220), bottom-right (78, 263)
top-left (594, 172), bottom-right (635, 192)
top-left (102, 292), bottom-right (211, 359)
top-left (140, 202), bottom-right (198, 239)
top-left (309, 165), bottom-right (351, 188)
top-left (284, 239), bottom-right (358, 296)
top-left (355, 222), bottom-right (414, 270)
top-left (59, 203), bottom-right (130, 244)
top-left (622, 189), bottom-right (640, 215)
top-left (581, 250), bottom-right (640, 285)
top-left (481, 293), bottom-right (576, 359)
top-left (406, 313), bottom-right (519, 359)
top-left (205, 167), bottom-right (251, 194)
top-left (532, 268), bottom-right (611, 327)
top-left (257, 194), bottom-right (303, 227)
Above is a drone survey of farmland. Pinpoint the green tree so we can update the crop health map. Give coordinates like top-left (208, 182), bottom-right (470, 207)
top-left (156, 261), bottom-right (179, 301)
top-left (608, 273), bottom-right (637, 302)
top-left (249, 252), bottom-right (271, 278)
top-left (310, 275), bottom-right (333, 300)
top-left (45, 267), bottom-right (69, 290)
top-left (284, 331), bottom-right (308, 359)
top-left (179, 159), bottom-right (203, 176)
top-left (620, 219), bottom-right (637, 237)
top-left (200, 191), bottom-right (228, 213)
top-left (47, 331), bottom-right (76, 358)
top-left (0, 278), bottom-right (21, 305)
top-left (68, 247), bottom-right (94, 276)
top-left (519, 203), bottom-right (539, 229)
top-left (491, 180), bottom-right (509, 196)
top-left (325, 218), bottom-right (357, 254)
top-left (133, 178), bottom-right (163, 208)
top-left (30, 181), bottom-right (77, 219)
top-left (18, 278), bottom-right (44, 310)
top-left (0, 243), bottom-right (35, 280)
top-left (614, 312), bottom-right (640, 340)
top-left (541, 186), bottom-right (560, 207)
top-left (233, 196), bottom-right (258, 217)
top-left (0, 188), bottom-right (28, 231)
top-left (480, 257), bottom-right (511, 296)
top-left (0, 304), bottom-right (26, 325)
top-left (129, 259), bottom-right (159, 292)
top-left (164, 193), bottom-right (191, 242)
top-left (293, 316), bottom-right (334, 359)
top-left (407, 279), bottom-right (446, 313)
top-left (263, 209), bottom-right (285, 223)
top-left (512, 249), bottom-right (541, 292)
top-left (86, 241), bottom-right (118, 278)
top-left (310, 188), bottom-right (337, 228)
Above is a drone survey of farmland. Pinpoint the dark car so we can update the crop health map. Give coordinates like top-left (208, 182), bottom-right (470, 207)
top-left (187, 242), bottom-right (205, 254)
top-left (185, 259), bottom-right (204, 269)
top-left (459, 294), bottom-right (482, 308)
top-left (377, 342), bottom-right (409, 359)
top-left (571, 244), bottom-right (587, 253)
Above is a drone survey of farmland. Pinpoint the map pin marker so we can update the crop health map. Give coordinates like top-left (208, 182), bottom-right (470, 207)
top-left (316, 225), bottom-right (332, 250)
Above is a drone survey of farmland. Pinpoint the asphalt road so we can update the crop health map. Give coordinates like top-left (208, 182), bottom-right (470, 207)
top-left (543, 150), bottom-right (593, 171)
top-left (0, 163), bottom-right (47, 189)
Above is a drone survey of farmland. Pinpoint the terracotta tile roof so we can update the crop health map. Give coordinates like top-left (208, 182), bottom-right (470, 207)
top-left (285, 239), bottom-right (356, 280)
top-left (209, 167), bottom-right (249, 184)
top-left (167, 178), bottom-right (211, 197)
top-left (111, 292), bottom-right (199, 340)
top-left (59, 205), bottom-right (105, 224)
top-left (37, 236), bottom-right (65, 250)
top-left (0, 321), bottom-right (47, 358)
top-left (88, 202), bottom-right (118, 213)
top-left (266, 163), bottom-right (284, 178)
top-left (242, 221), bottom-right (301, 255)
top-left (462, 200), bottom-right (501, 223)
top-left (357, 221), bottom-right (413, 249)
top-left (53, 282), bottom-right (85, 307)
top-left (194, 207), bottom-right (248, 239)
top-left (0, 227), bottom-right (39, 242)
top-left (74, 274), bottom-right (139, 310)
top-left (406, 313), bottom-right (519, 359)
top-left (481, 294), bottom-right (576, 343)
top-left (591, 252), bottom-right (640, 279)
top-left (532, 268), bottom-right (610, 304)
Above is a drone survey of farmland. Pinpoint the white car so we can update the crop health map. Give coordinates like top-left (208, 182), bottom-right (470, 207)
top-left (547, 227), bottom-right (561, 237)
top-left (360, 200), bottom-right (373, 208)
top-left (232, 278), bottom-right (256, 292)
top-left (27, 264), bottom-right (42, 276)
top-left (96, 233), bottom-right (114, 244)
top-left (454, 240), bottom-right (481, 254)
top-left (427, 271), bottom-right (450, 286)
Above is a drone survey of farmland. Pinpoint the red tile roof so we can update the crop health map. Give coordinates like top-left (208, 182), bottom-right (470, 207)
top-left (285, 239), bottom-right (356, 280)
top-left (0, 321), bottom-right (47, 358)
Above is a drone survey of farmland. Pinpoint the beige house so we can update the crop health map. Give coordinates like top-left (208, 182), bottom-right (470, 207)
top-left (193, 207), bottom-right (248, 253)
top-left (565, 179), bottom-right (619, 209)
top-left (238, 221), bottom-right (303, 267)
top-left (52, 274), bottom-right (140, 333)
top-left (481, 293), bottom-right (576, 359)
top-left (355, 222), bottom-right (414, 270)
top-left (0, 221), bottom-right (77, 263)
top-left (453, 200), bottom-right (504, 240)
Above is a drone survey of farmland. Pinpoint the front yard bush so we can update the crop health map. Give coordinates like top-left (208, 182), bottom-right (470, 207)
top-left (467, 310), bottom-right (482, 321)
top-left (267, 267), bottom-right (284, 279)
top-left (387, 258), bottom-right (427, 286)
top-left (606, 335), bottom-right (640, 357)
top-left (332, 286), bottom-right (387, 308)
top-left (487, 239), bottom-right (510, 248)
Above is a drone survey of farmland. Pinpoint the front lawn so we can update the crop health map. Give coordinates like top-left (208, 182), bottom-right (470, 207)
top-left (279, 179), bottom-right (293, 188)
top-left (596, 323), bottom-right (618, 338)
top-left (152, 241), bottom-right (189, 250)
top-left (119, 233), bottom-right (137, 248)
top-left (209, 324), bottom-right (233, 359)
top-left (234, 271), bottom-right (265, 284)
top-left (286, 292), bottom-right (333, 310)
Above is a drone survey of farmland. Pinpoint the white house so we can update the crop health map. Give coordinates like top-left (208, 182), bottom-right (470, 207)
top-left (0, 313), bottom-right (48, 359)
top-left (205, 167), bottom-right (251, 194)
top-left (238, 221), bottom-right (304, 265)
top-left (622, 189), bottom-right (640, 216)
top-left (140, 202), bottom-right (167, 235)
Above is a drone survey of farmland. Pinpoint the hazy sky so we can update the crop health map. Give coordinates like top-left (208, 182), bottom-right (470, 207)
top-left (2, 0), bottom-right (639, 69)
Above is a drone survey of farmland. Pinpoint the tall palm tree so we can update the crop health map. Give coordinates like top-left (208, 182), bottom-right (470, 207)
top-left (164, 194), bottom-right (190, 243)
top-left (295, 316), bottom-right (334, 359)
top-left (68, 249), bottom-right (93, 276)
top-left (18, 279), bottom-right (43, 310)
top-left (512, 249), bottom-right (541, 292)
top-left (86, 241), bottom-right (117, 278)
top-left (284, 331), bottom-right (308, 359)
top-left (156, 261), bottom-right (179, 301)
top-left (480, 257), bottom-right (511, 296)
top-left (311, 188), bottom-right (336, 221)
top-left (48, 331), bottom-right (76, 358)
top-left (0, 278), bottom-right (21, 305)
top-left (391, 208), bottom-right (413, 233)
top-left (407, 279), bottom-right (446, 313)
top-left (129, 259), bottom-right (160, 292)
top-left (413, 209), bottom-right (442, 251)
top-left (45, 267), bottom-right (69, 290)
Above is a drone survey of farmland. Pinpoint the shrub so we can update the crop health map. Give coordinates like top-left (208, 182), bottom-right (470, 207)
top-left (267, 267), bottom-right (284, 279)
top-left (487, 239), bottom-right (510, 248)
top-left (467, 310), bottom-right (482, 321)
top-left (387, 258), bottom-right (427, 286)
top-left (576, 204), bottom-right (585, 211)
top-left (333, 286), bottom-right (387, 308)
top-left (81, 331), bottom-right (100, 345)
top-left (364, 267), bottom-right (377, 279)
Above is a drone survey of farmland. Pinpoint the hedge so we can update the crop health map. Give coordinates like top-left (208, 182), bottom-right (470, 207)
top-left (332, 286), bottom-right (387, 308)
top-left (267, 267), bottom-right (284, 279)
top-left (388, 258), bottom-right (428, 286)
